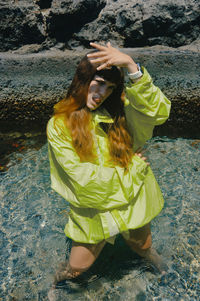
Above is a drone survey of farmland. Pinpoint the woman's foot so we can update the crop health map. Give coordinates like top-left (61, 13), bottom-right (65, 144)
top-left (143, 247), bottom-right (168, 274)
top-left (53, 261), bottom-right (81, 286)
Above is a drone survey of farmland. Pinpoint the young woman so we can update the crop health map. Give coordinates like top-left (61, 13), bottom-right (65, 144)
top-left (47, 42), bottom-right (171, 284)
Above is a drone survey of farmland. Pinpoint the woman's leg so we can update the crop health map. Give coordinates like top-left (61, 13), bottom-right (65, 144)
top-left (54, 240), bottom-right (106, 284)
top-left (122, 223), bottom-right (167, 273)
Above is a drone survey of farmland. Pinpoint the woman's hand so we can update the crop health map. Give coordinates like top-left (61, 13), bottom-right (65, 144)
top-left (87, 42), bottom-right (138, 74)
top-left (135, 148), bottom-right (150, 166)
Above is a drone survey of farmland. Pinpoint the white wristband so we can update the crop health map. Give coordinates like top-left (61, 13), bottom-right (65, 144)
top-left (128, 63), bottom-right (143, 80)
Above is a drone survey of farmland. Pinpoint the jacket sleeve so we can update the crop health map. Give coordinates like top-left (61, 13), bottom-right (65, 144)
top-left (47, 117), bottom-right (126, 210)
top-left (124, 67), bottom-right (171, 151)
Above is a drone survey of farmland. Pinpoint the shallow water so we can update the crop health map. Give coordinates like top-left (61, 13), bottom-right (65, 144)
top-left (0, 136), bottom-right (199, 300)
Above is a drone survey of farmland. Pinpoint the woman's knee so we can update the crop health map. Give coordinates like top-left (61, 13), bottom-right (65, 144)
top-left (69, 240), bottom-right (105, 272)
top-left (124, 223), bottom-right (152, 251)
top-left (54, 241), bottom-right (105, 284)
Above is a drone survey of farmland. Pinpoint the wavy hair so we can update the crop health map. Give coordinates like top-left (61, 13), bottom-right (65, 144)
top-left (54, 52), bottom-right (134, 168)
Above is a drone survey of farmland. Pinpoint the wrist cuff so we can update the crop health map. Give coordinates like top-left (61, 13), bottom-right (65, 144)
top-left (128, 63), bottom-right (143, 80)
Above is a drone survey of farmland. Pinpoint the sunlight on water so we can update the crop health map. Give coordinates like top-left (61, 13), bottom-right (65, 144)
top-left (0, 136), bottom-right (199, 300)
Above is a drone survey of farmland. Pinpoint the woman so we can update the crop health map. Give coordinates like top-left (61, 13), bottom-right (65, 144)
top-left (47, 42), bottom-right (171, 284)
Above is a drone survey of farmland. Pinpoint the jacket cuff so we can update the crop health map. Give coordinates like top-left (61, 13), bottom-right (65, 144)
top-left (127, 67), bottom-right (152, 87)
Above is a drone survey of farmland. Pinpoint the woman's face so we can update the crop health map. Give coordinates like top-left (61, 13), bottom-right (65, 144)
top-left (86, 75), bottom-right (116, 111)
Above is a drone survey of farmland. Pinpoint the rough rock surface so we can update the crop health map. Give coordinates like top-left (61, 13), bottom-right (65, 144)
top-left (0, 0), bottom-right (45, 52)
top-left (69, 0), bottom-right (200, 49)
top-left (0, 0), bottom-right (200, 52)
top-left (0, 0), bottom-right (199, 136)
top-left (47, 0), bottom-right (106, 42)
top-left (0, 47), bottom-right (199, 137)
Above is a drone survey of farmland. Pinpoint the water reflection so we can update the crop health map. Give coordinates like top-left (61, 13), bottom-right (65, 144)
top-left (0, 136), bottom-right (199, 300)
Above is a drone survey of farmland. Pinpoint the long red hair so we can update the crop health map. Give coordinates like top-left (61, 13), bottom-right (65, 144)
top-left (54, 53), bottom-right (134, 168)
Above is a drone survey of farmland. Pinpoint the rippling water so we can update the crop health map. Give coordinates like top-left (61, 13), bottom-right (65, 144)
top-left (0, 136), bottom-right (199, 300)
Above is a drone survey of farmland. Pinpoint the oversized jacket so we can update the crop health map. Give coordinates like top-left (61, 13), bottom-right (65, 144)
top-left (47, 67), bottom-right (171, 244)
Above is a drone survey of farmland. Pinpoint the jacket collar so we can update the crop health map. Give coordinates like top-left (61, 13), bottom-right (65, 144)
top-left (91, 107), bottom-right (114, 125)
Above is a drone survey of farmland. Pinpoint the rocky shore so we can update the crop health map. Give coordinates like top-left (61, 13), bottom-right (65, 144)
top-left (0, 46), bottom-right (199, 137)
top-left (1, 0), bottom-right (200, 52)
top-left (0, 0), bottom-right (199, 136)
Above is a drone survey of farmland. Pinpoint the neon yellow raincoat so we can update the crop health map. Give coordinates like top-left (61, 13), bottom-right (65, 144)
top-left (47, 68), bottom-right (171, 244)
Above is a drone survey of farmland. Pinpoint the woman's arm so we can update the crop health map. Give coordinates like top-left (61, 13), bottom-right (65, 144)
top-left (88, 42), bottom-right (171, 150)
top-left (125, 67), bottom-right (171, 124)
top-left (124, 69), bottom-right (171, 151)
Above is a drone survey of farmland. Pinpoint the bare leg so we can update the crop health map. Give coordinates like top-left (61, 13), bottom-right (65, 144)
top-left (54, 240), bottom-right (106, 285)
top-left (122, 223), bottom-right (168, 274)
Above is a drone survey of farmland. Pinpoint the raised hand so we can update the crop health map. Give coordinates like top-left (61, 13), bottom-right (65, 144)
top-left (87, 42), bottom-right (138, 74)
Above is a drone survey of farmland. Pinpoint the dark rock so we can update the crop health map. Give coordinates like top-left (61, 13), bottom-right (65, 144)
top-left (0, 0), bottom-right (200, 52)
top-left (36, 0), bottom-right (52, 9)
top-left (70, 0), bottom-right (200, 48)
top-left (46, 0), bottom-right (106, 42)
top-left (0, 0), bottom-right (45, 51)
top-left (67, 12), bottom-right (124, 49)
